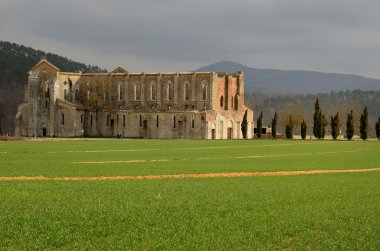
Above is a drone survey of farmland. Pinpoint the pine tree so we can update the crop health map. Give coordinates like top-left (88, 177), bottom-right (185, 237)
top-left (359, 106), bottom-right (368, 140)
top-left (241, 110), bottom-right (248, 139)
top-left (271, 112), bottom-right (277, 139)
top-left (346, 110), bottom-right (354, 140)
top-left (256, 111), bottom-right (263, 139)
top-left (285, 115), bottom-right (293, 139)
top-left (376, 116), bottom-right (380, 139)
top-left (300, 119), bottom-right (307, 139)
top-left (330, 112), bottom-right (340, 140)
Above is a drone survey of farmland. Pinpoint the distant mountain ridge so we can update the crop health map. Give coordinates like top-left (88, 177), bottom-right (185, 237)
top-left (195, 61), bottom-right (380, 94)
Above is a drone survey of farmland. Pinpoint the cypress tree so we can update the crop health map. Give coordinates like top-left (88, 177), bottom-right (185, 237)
top-left (330, 112), bottom-right (340, 140)
top-left (241, 110), bottom-right (248, 139)
top-left (285, 115), bottom-right (293, 139)
top-left (313, 98), bottom-right (323, 139)
top-left (256, 111), bottom-right (263, 139)
top-left (376, 116), bottom-right (380, 139)
top-left (271, 112), bottom-right (277, 139)
top-left (360, 106), bottom-right (368, 140)
top-left (300, 119), bottom-right (307, 139)
top-left (346, 110), bottom-right (354, 140)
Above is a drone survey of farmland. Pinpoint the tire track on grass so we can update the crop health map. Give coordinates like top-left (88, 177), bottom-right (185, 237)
top-left (73, 148), bottom-right (380, 164)
top-left (1, 168), bottom-right (380, 181)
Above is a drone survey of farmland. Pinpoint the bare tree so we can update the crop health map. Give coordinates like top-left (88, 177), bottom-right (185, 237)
top-left (77, 75), bottom-right (112, 135)
top-left (280, 105), bottom-right (304, 135)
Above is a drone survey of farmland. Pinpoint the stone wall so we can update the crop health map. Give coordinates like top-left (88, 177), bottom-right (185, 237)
top-left (15, 60), bottom-right (254, 139)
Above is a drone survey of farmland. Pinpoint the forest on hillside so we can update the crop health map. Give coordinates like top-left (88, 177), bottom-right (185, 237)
top-left (0, 41), bottom-right (105, 134)
top-left (245, 90), bottom-right (380, 137)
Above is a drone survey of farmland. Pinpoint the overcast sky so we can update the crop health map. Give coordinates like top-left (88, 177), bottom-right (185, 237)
top-left (1, 0), bottom-right (380, 78)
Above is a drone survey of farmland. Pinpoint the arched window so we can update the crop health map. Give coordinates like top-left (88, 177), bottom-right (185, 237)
top-left (231, 96), bottom-right (234, 109)
top-left (192, 115), bottom-right (195, 128)
top-left (220, 96), bottom-right (224, 107)
top-left (167, 81), bottom-right (173, 101)
top-left (173, 115), bottom-right (176, 128)
top-left (134, 83), bottom-right (140, 100)
top-left (156, 115), bottom-right (159, 128)
top-left (150, 81), bottom-right (156, 101)
top-left (139, 114), bottom-right (142, 127)
top-left (44, 81), bottom-right (49, 98)
top-left (202, 81), bottom-right (208, 100)
top-left (183, 81), bottom-right (190, 101)
top-left (123, 115), bottom-right (126, 127)
top-left (118, 84), bottom-right (123, 100)
top-left (234, 95), bottom-right (239, 110)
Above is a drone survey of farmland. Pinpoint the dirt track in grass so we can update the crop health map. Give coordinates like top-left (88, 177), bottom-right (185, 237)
top-left (1, 168), bottom-right (380, 181)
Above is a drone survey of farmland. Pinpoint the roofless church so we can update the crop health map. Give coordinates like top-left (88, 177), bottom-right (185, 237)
top-left (15, 59), bottom-right (254, 139)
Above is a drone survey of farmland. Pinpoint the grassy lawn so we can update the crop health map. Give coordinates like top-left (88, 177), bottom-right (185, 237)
top-left (0, 139), bottom-right (379, 249)
top-left (0, 139), bottom-right (379, 177)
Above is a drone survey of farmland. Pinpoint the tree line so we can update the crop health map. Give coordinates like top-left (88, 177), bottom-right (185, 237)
top-left (241, 98), bottom-right (380, 140)
top-left (245, 90), bottom-right (380, 138)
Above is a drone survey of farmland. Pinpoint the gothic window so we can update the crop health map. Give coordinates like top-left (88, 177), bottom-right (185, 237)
top-left (234, 95), bottom-right (239, 110)
top-left (167, 81), bottom-right (174, 101)
top-left (118, 84), bottom-right (123, 100)
top-left (202, 81), bottom-right (208, 100)
top-left (91, 115), bottom-right (93, 126)
top-left (156, 115), bottom-right (159, 128)
top-left (192, 115), bottom-right (195, 128)
top-left (231, 96), bottom-right (234, 109)
top-left (220, 96), bottom-right (224, 107)
top-left (44, 81), bottom-right (49, 98)
top-left (182, 81), bottom-right (190, 101)
top-left (61, 113), bottom-right (65, 125)
top-left (123, 115), bottom-right (126, 127)
top-left (134, 82), bottom-right (140, 100)
top-left (139, 114), bottom-right (142, 127)
top-left (173, 115), bottom-right (176, 128)
top-left (150, 81), bottom-right (156, 101)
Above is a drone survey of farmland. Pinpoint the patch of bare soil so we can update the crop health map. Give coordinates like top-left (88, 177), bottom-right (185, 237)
top-left (1, 168), bottom-right (379, 181)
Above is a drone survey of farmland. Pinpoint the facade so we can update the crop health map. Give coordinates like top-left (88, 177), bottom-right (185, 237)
top-left (15, 59), bottom-right (254, 139)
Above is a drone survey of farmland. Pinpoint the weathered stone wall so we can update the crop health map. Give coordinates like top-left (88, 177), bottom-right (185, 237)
top-left (15, 60), bottom-right (254, 139)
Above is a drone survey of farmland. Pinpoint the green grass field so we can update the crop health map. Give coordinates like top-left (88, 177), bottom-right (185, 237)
top-left (0, 139), bottom-right (379, 249)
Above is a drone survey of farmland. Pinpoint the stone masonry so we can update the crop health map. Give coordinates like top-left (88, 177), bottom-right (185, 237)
top-left (15, 59), bottom-right (254, 139)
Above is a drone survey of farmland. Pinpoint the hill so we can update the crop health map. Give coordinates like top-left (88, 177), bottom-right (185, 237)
top-left (0, 41), bottom-right (105, 134)
top-left (195, 61), bottom-right (380, 94)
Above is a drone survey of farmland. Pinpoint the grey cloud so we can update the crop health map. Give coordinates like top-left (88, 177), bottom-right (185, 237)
top-left (1, 0), bottom-right (379, 78)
